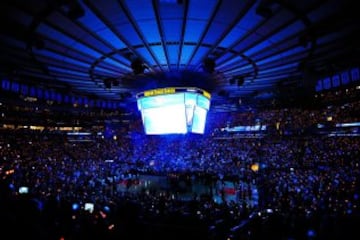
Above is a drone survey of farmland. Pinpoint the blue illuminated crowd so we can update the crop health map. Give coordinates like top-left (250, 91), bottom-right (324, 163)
top-left (1, 89), bottom-right (360, 239)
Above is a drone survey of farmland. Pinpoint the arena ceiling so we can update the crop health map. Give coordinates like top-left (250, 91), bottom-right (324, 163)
top-left (0, 0), bottom-right (359, 112)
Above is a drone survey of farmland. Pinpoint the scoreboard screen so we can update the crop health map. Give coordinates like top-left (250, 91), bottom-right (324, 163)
top-left (137, 87), bottom-right (211, 135)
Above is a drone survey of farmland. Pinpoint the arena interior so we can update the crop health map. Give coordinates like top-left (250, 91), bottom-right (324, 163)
top-left (1, 1), bottom-right (360, 239)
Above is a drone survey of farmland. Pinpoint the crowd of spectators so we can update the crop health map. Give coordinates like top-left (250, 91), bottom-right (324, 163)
top-left (1, 87), bottom-right (360, 239)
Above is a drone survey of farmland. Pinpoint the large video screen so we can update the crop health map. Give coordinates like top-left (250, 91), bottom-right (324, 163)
top-left (137, 88), bottom-right (211, 135)
top-left (191, 106), bottom-right (207, 134)
top-left (142, 104), bottom-right (187, 134)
